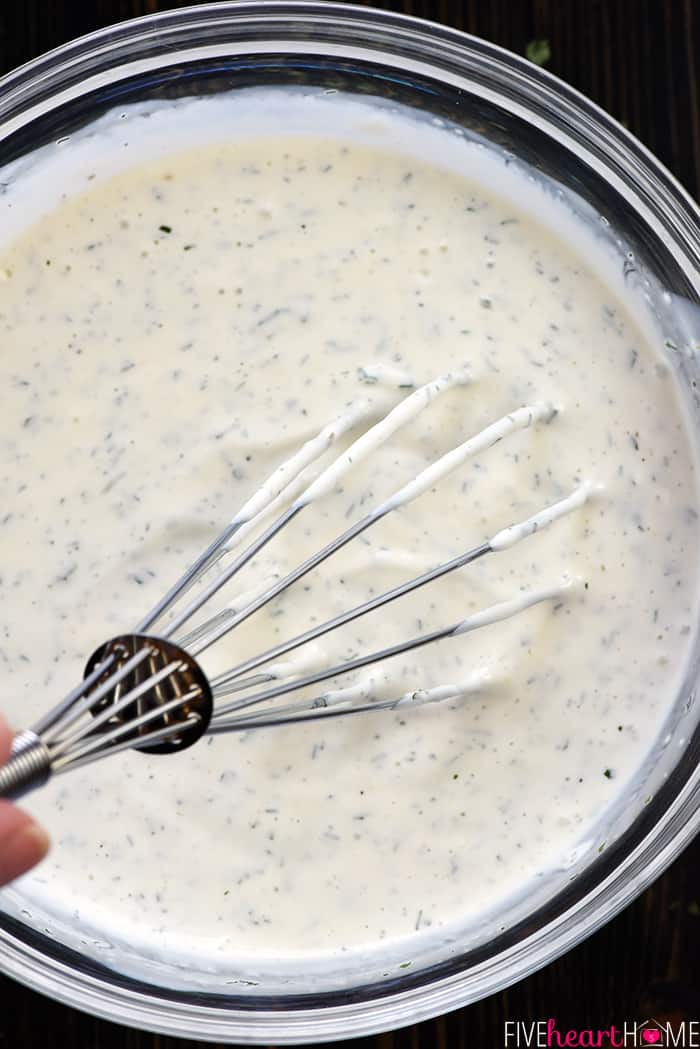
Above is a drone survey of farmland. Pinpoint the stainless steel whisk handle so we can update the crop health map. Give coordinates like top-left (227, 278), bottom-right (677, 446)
top-left (0, 736), bottom-right (51, 801)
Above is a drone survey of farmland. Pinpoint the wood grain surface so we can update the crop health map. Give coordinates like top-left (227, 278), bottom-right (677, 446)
top-left (0, 2), bottom-right (698, 1047)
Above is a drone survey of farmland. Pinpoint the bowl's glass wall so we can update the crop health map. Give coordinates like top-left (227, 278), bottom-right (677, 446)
top-left (0, 4), bottom-right (699, 1042)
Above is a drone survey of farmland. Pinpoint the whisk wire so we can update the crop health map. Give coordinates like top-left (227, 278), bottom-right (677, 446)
top-left (29, 653), bottom-right (117, 738)
top-left (54, 688), bottom-right (201, 768)
top-left (49, 654), bottom-right (181, 758)
top-left (39, 648), bottom-right (153, 745)
top-left (53, 712), bottom-right (201, 774)
top-left (207, 680), bottom-right (484, 733)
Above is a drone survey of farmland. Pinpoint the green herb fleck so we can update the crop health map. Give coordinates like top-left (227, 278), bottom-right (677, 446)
top-left (525, 39), bottom-right (551, 66)
top-left (452, 773), bottom-right (459, 780)
top-left (159, 224), bottom-right (173, 234)
top-left (399, 961), bottom-right (412, 969)
top-left (603, 768), bottom-right (614, 779)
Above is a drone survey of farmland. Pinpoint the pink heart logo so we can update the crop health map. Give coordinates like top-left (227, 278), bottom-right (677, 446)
top-left (642, 1032), bottom-right (661, 1045)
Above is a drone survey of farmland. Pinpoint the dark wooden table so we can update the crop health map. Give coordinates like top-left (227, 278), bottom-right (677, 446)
top-left (0, 2), bottom-right (699, 1047)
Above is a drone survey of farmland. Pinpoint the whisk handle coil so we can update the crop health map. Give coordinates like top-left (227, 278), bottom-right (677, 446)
top-left (0, 738), bottom-right (51, 801)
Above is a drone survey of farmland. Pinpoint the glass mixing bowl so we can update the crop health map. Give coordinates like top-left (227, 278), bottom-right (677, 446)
top-left (0, 2), bottom-right (699, 1042)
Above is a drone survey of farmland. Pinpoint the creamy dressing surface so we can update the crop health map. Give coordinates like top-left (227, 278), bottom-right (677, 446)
top-left (0, 91), bottom-right (698, 969)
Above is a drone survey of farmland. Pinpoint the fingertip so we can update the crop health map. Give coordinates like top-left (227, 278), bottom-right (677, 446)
top-left (17, 823), bottom-right (50, 871)
top-left (0, 718), bottom-right (11, 763)
top-left (0, 802), bottom-right (50, 885)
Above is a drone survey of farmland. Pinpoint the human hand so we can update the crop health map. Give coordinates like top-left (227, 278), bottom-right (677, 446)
top-left (0, 718), bottom-right (49, 886)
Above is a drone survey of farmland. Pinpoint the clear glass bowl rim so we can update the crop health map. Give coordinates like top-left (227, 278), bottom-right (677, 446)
top-left (0, 2), bottom-right (699, 1043)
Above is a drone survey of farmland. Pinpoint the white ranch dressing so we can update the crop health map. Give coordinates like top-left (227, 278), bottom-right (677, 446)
top-left (358, 363), bottom-right (417, 388)
top-left (0, 90), bottom-right (698, 977)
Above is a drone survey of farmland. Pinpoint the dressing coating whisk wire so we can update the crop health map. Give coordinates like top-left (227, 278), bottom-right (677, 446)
top-left (0, 373), bottom-right (591, 800)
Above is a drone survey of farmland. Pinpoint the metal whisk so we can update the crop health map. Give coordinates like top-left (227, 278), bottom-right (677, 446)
top-left (0, 372), bottom-right (591, 800)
